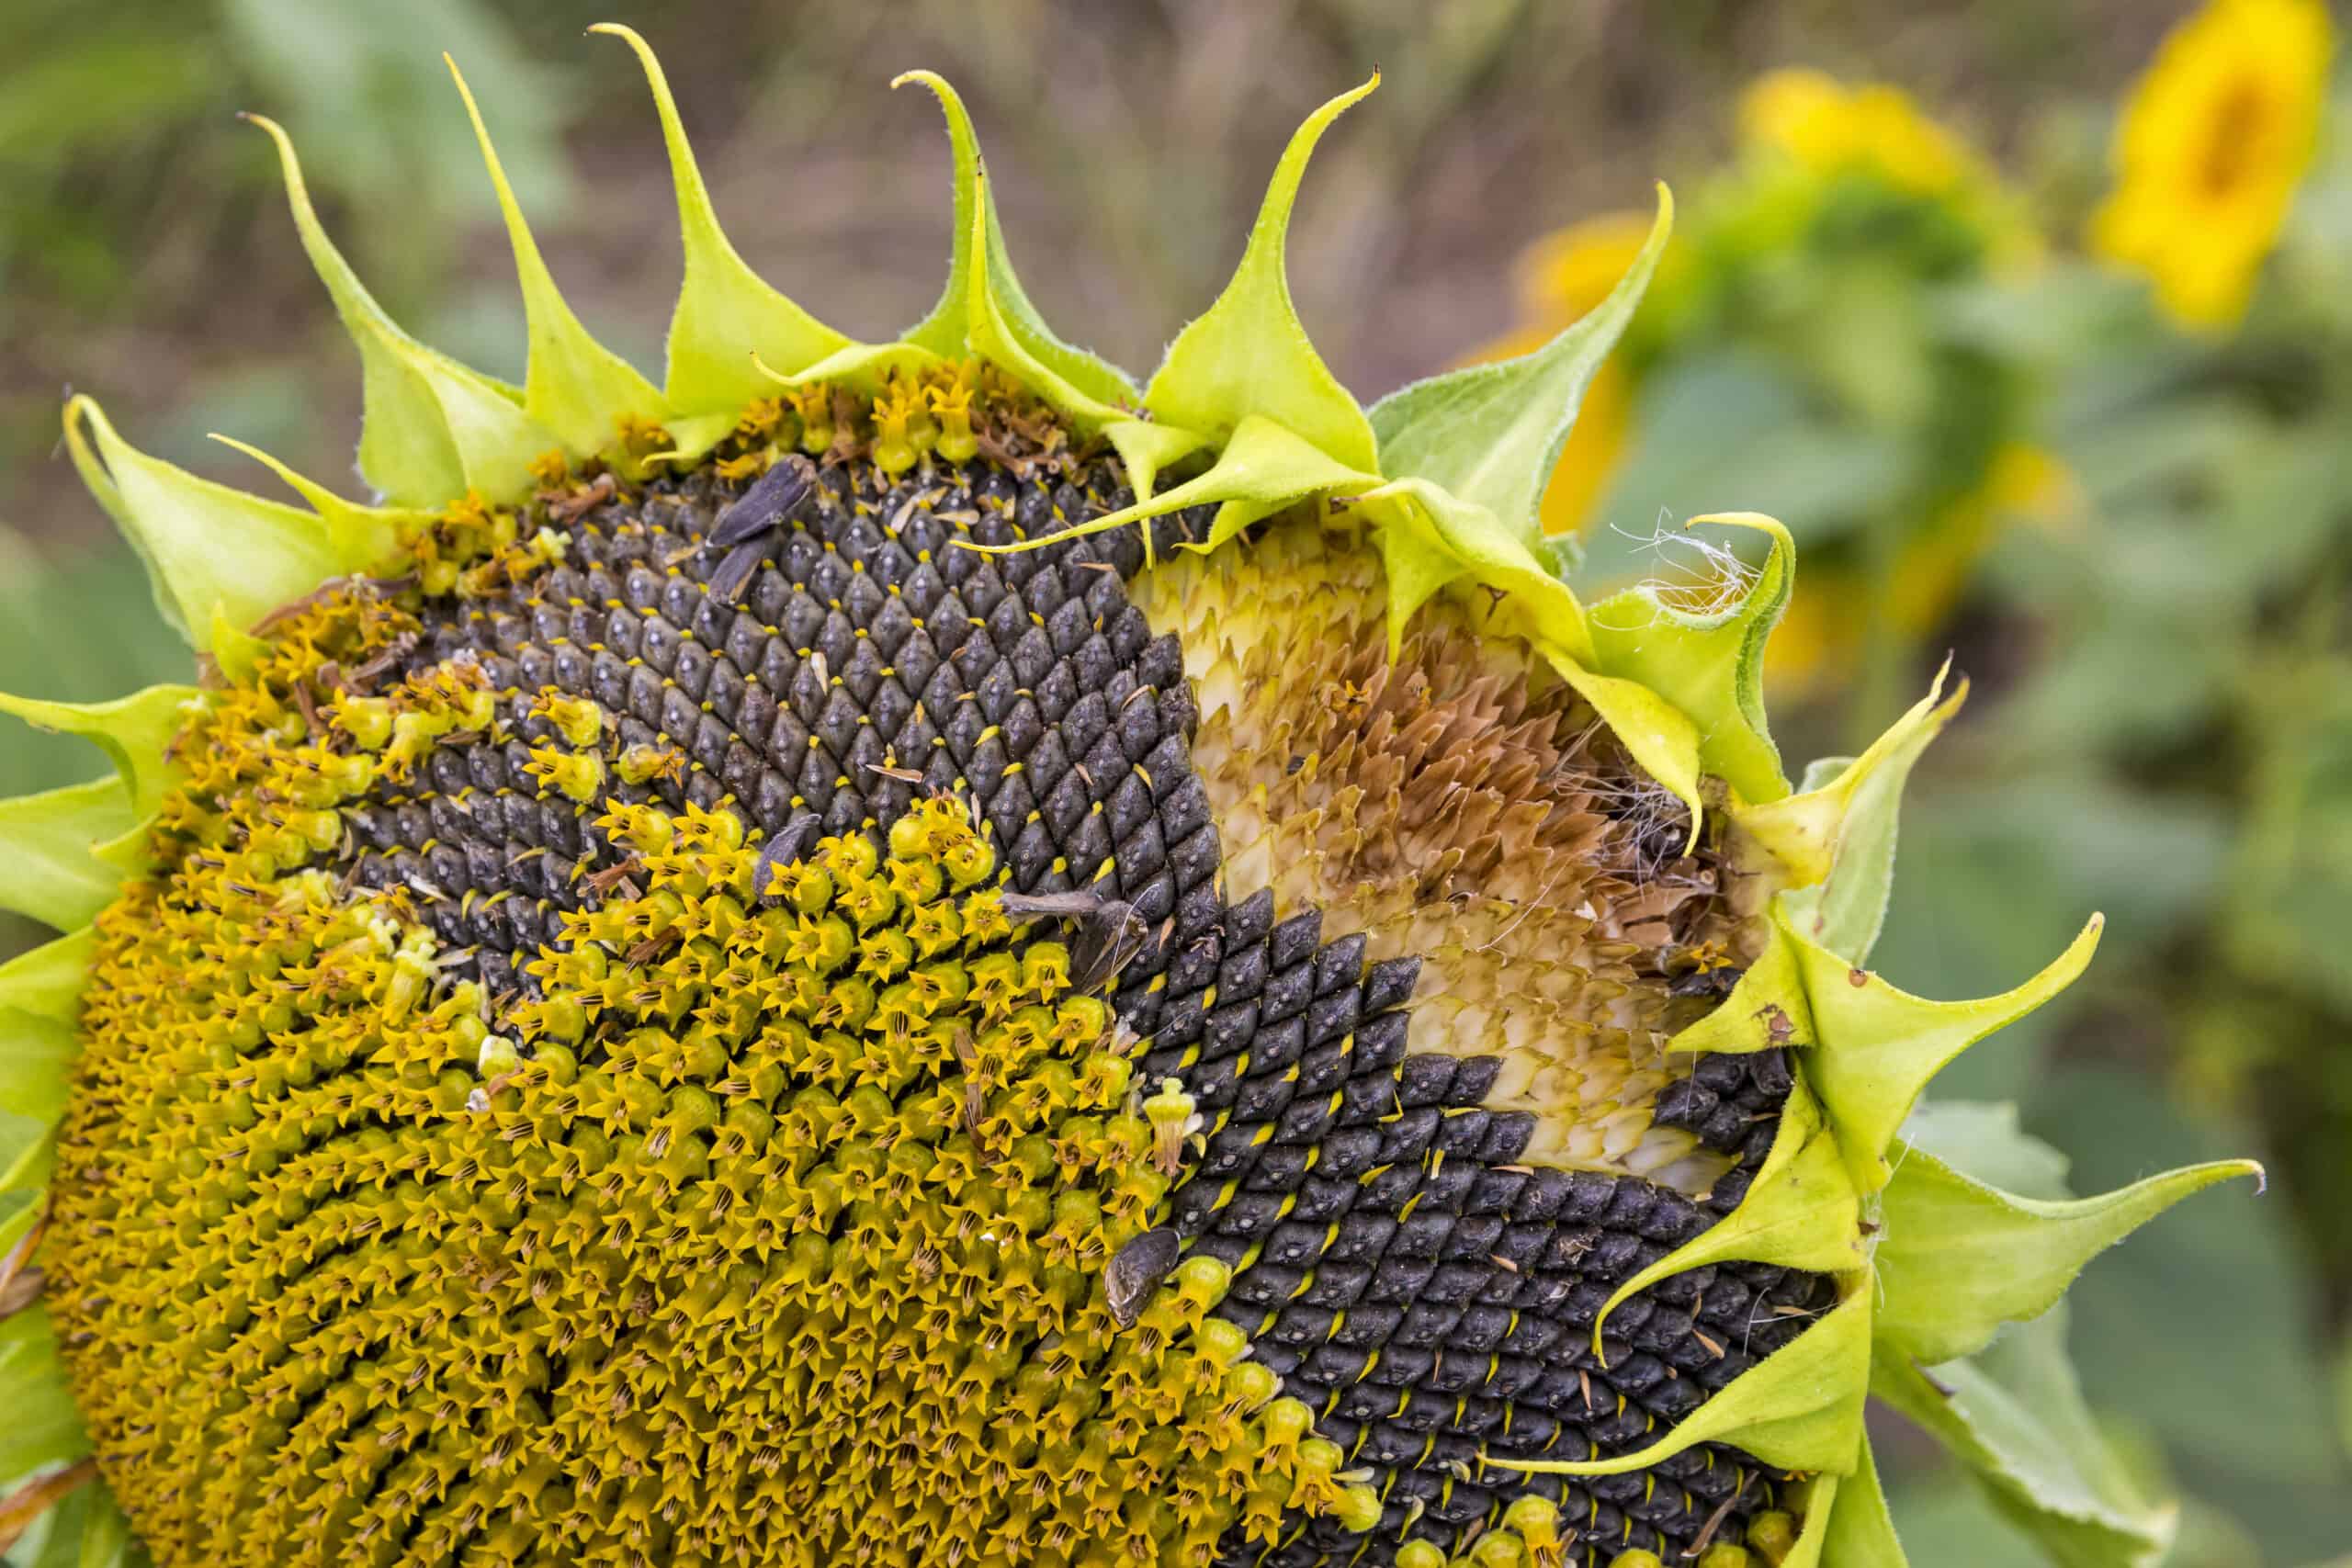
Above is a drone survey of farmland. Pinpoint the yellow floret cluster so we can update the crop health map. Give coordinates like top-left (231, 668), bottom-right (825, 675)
top-left (46, 590), bottom-right (1368, 1568)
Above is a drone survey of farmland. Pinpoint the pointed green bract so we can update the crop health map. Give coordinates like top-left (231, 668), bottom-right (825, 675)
top-left (1874, 1141), bottom-right (2258, 1366)
top-left (0, 931), bottom-right (97, 1029)
top-left (1779, 1474), bottom-right (1839, 1568)
top-left (1591, 1088), bottom-right (1862, 1350)
top-left (907, 77), bottom-right (1199, 508)
top-left (0, 779), bottom-right (138, 932)
top-left (446, 54), bottom-right (668, 460)
top-left (594, 25), bottom-right (854, 415)
top-left (1797, 912), bottom-right (2102, 1192)
top-left (63, 400), bottom-right (376, 658)
top-left (0, 931), bottom-right (95, 1128)
top-left (1587, 513), bottom-right (1793, 807)
top-left (758, 342), bottom-right (945, 398)
top-left (899, 72), bottom-right (1141, 412)
top-left (1144, 78), bottom-right (1381, 472)
top-left (205, 435), bottom-right (415, 562)
top-left (0, 1186), bottom-right (37, 1263)
top-left (951, 170), bottom-right (1207, 506)
top-left (1741, 667), bottom-right (1965, 964)
top-left (1819, 1438), bottom-right (1908, 1567)
top-left (1358, 479), bottom-right (1595, 661)
top-left (963, 414), bottom-right (1378, 560)
top-left (1489, 1289), bottom-right (1871, 1479)
top-left (1099, 420), bottom-right (1215, 511)
top-left (1541, 648), bottom-right (1707, 838)
top-left (1369, 187), bottom-right (1671, 548)
top-left (1668, 919), bottom-right (1814, 1054)
top-left (0, 1114), bottom-right (51, 1201)
top-left (0, 1010), bottom-right (75, 1130)
top-left (0, 1308), bottom-right (88, 1481)
top-left (245, 113), bottom-right (554, 506)
top-left (0, 687), bottom-right (198, 819)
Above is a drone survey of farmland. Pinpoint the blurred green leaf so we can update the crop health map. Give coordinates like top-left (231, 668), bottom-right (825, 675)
top-left (220, 0), bottom-right (576, 238)
top-left (2226, 660), bottom-right (2352, 1015)
top-left (2029, 1067), bottom-right (2352, 1561)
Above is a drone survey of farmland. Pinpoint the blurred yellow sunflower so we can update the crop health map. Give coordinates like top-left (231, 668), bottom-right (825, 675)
top-left (2092, 0), bottom-right (2335, 329)
top-left (1741, 68), bottom-right (1978, 197)
top-left (1739, 68), bottom-right (2041, 266)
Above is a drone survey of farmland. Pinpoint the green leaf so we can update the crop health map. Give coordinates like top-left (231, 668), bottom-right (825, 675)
top-left (1874, 1314), bottom-right (2178, 1568)
top-left (1796, 910), bottom-right (2102, 1194)
top-left (62, 400), bottom-right (384, 656)
top-left (0, 1308), bottom-right (88, 1481)
top-left (1743, 666), bottom-right (1968, 964)
top-left (0, 687), bottom-right (199, 818)
top-left (1144, 77), bottom-right (1381, 473)
top-left (446, 54), bottom-right (667, 460)
top-left (1898, 1101), bottom-right (2071, 1199)
top-left (1486, 1287), bottom-right (1871, 1480)
top-left (18, 1477), bottom-right (140, 1568)
top-left (1591, 1083), bottom-right (1862, 1347)
top-left (0, 779), bottom-right (137, 932)
top-left (1586, 510), bottom-right (1792, 806)
top-left (1368, 186), bottom-right (1670, 546)
top-left (1875, 1141), bottom-right (2260, 1367)
top-left (592, 25), bottom-right (853, 414)
top-left (2029, 1065), bottom-right (2350, 1520)
top-left (245, 113), bottom-right (556, 506)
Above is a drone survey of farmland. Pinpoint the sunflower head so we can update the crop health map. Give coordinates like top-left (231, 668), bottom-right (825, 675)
top-left (2092, 0), bottom-right (2336, 328)
top-left (0, 26), bottom-right (2257, 1568)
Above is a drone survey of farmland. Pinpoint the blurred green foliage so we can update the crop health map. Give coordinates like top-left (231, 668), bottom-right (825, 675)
top-left (0, 0), bottom-right (572, 321)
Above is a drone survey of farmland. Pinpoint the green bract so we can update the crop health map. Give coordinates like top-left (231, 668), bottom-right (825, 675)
top-left (0, 26), bottom-right (2259, 1568)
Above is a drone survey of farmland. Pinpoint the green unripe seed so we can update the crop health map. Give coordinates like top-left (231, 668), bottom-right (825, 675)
top-left (1746, 1511), bottom-right (1797, 1564)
